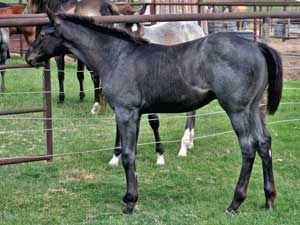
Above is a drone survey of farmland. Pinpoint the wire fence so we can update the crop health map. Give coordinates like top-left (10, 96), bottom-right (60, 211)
top-left (1, 117), bottom-right (299, 162)
top-left (1, 51), bottom-right (300, 163)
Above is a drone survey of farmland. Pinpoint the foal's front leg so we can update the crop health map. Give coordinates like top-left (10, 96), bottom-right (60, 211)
top-left (115, 109), bottom-right (140, 214)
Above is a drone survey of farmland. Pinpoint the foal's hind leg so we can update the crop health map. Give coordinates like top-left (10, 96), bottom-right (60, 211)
top-left (77, 60), bottom-right (85, 101)
top-left (226, 110), bottom-right (257, 215)
top-left (148, 114), bottom-right (165, 165)
top-left (1, 70), bottom-right (5, 93)
top-left (257, 116), bottom-right (277, 210)
top-left (55, 56), bottom-right (65, 103)
top-left (178, 111), bottom-right (196, 157)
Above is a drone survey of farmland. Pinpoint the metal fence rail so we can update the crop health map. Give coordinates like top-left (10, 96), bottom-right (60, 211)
top-left (0, 63), bottom-right (53, 166)
top-left (1, 11), bottom-right (300, 27)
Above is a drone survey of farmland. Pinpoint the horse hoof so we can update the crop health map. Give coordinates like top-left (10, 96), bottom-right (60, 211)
top-left (79, 92), bottom-right (85, 102)
top-left (91, 102), bottom-right (101, 114)
top-left (188, 142), bottom-right (194, 149)
top-left (108, 155), bottom-right (120, 166)
top-left (122, 203), bottom-right (135, 215)
top-left (57, 100), bottom-right (64, 104)
top-left (178, 149), bottom-right (187, 157)
top-left (156, 153), bottom-right (165, 165)
top-left (226, 208), bottom-right (238, 216)
top-left (265, 202), bottom-right (274, 211)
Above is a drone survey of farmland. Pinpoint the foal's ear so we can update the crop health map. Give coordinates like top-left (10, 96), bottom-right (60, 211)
top-left (46, 5), bottom-right (62, 26)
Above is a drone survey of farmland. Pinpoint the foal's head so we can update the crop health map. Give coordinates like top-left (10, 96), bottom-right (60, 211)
top-left (25, 24), bottom-right (65, 67)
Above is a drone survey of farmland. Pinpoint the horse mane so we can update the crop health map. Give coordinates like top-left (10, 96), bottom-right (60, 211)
top-left (57, 13), bottom-right (149, 45)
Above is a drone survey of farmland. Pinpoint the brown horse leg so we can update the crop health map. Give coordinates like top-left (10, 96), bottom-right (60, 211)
top-left (148, 114), bottom-right (165, 165)
top-left (1, 70), bottom-right (5, 93)
top-left (55, 56), bottom-right (65, 103)
top-left (109, 124), bottom-right (122, 166)
top-left (77, 59), bottom-right (85, 101)
top-left (90, 69), bottom-right (103, 114)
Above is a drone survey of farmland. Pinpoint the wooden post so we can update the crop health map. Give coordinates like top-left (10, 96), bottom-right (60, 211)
top-left (282, 6), bottom-right (287, 42)
top-left (262, 17), bottom-right (270, 44)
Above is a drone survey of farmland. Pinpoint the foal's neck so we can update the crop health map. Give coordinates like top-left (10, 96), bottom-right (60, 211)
top-left (62, 24), bottom-right (132, 79)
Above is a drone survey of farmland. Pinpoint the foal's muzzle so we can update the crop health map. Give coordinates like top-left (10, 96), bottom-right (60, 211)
top-left (25, 49), bottom-right (46, 67)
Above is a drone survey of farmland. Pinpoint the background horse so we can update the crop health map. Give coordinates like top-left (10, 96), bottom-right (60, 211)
top-left (0, 27), bottom-right (9, 93)
top-left (25, 0), bottom-right (131, 111)
top-left (26, 12), bottom-right (282, 215)
top-left (0, 3), bottom-right (35, 93)
top-left (108, 5), bottom-right (206, 166)
top-left (231, 6), bottom-right (248, 31)
top-left (0, 4), bottom-right (36, 45)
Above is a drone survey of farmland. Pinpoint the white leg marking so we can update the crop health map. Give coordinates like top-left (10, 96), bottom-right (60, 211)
top-left (91, 102), bottom-right (101, 114)
top-left (188, 128), bottom-right (195, 149)
top-left (156, 153), bottom-right (165, 165)
top-left (108, 154), bottom-right (120, 166)
top-left (269, 149), bottom-right (272, 158)
top-left (178, 129), bottom-right (190, 157)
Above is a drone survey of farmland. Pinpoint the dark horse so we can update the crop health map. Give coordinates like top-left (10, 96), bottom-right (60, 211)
top-left (26, 11), bottom-right (283, 215)
top-left (25, 0), bottom-right (121, 110)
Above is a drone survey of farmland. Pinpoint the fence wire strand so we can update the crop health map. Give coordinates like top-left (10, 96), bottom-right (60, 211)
top-left (0, 101), bottom-right (299, 135)
top-left (1, 118), bottom-right (299, 162)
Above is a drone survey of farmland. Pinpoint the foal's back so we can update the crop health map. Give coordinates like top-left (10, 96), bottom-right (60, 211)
top-left (124, 33), bottom-right (267, 113)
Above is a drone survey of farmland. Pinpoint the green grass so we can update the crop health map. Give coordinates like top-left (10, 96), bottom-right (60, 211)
top-left (0, 56), bottom-right (300, 225)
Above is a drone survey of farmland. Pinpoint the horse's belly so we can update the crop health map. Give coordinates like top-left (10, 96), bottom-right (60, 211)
top-left (142, 89), bottom-right (215, 113)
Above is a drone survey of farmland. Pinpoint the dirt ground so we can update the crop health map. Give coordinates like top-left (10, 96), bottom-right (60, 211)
top-left (269, 38), bottom-right (300, 80)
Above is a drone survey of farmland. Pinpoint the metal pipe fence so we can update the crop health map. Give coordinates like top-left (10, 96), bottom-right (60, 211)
top-left (1, 9), bottom-right (300, 165)
top-left (0, 63), bottom-right (53, 165)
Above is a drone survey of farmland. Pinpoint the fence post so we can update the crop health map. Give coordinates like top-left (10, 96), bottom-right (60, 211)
top-left (43, 60), bottom-right (53, 162)
top-left (262, 17), bottom-right (270, 44)
top-left (254, 5), bottom-right (257, 41)
top-left (282, 6), bottom-right (287, 42)
top-left (261, 17), bottom-right (270, 120)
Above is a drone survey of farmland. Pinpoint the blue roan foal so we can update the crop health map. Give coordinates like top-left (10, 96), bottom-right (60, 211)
top-left (26, 11), bottom-right (283, 214)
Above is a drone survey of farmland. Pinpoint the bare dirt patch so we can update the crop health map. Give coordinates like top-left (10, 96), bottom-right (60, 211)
top-left (269, 38), bottom-right (300, 80)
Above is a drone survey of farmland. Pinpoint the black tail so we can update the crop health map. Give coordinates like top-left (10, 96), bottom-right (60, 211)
top-left (259, 43), bottom-right (283, 115)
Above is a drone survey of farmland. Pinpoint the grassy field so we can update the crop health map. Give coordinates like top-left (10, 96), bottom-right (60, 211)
top-left (1, 0), bottom-right (300, 224)
top-left (0, 56), bottom-right (300, 225)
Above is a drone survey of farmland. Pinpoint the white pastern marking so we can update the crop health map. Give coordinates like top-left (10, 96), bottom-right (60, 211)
top-left (188, 128), bottom-right (195, 149)
top-left (269, 149), bottom-right (272, 157)
top-left (108, 154), bottom-right (120, 166)
top-left (91, 102), bottom-right (101, 114)
top-left (156, 153), bottom-right (165, 165)
top-left (132, 24), bottom-right (138, 32)
top-left (178, 129), bottom-right (190, 156)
